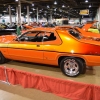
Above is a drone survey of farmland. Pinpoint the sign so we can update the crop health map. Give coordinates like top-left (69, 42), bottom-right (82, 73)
top-left (79, 9), bottom-right (89, 15)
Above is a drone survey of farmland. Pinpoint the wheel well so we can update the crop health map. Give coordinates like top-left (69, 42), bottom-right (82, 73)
top-left (58, 56), bottom-right (86, 66)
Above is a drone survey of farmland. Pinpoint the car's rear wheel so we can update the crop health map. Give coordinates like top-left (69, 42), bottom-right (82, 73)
top-left (0, 52), bottom-right (7, 64)
top-left (79, 60), bottom-right (86, 74)
top-left (60, 57), bottom-right (83, 77)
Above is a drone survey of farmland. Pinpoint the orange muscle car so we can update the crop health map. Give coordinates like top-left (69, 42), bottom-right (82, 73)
top-left (0, 27), bottom-right (100, 77)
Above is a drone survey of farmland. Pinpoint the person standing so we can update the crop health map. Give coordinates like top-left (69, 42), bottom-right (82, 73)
top-left (16, 23), bottom-right (21, 36)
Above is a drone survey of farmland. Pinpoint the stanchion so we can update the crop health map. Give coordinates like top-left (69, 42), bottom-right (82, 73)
top-left (0, 66), bottom-right (10, 85)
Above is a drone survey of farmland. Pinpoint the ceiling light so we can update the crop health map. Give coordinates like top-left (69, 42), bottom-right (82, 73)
top-left (59, 10), bottom-right (62, 12)
top-left (47, 5), bottom-right (49, 8)
top-left (33, 8), bottom-right (35, 10)
top-left (85, 0), bottom-right (88, 3)
top-left (15, 0), bottom-right (18, 1)
top-left (62, 5), bottom-right (65, 8)
top-left (3, 10), bottom-right (7, 12)
top-left (11, 9), bottom-right (15, 11)
top-left (54, 8), bottom-right (56, 11)
top-left (39, 10), bottom-right (42, 12)
top-left (54, 1), bottom-right (57, 5)
top-left (32, 3), bottom-right (34, 6)
top-left (89, 5), bottom-right (91, 8)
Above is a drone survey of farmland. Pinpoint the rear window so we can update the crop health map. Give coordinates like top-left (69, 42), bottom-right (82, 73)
top-left (68, 29), bottom-right (82, 39)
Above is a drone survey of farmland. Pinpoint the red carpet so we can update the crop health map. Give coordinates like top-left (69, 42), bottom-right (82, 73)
top-left (0, 66), bottom-right (100, 100)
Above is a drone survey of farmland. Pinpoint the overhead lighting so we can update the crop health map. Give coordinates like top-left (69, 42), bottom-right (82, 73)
top-left (62, 5), bottom-right (65, 8)
top-left (33, 8), bottom-right (35, 10)
top-left (39, 10), bottom-right (42, 12)
top-left (89, 5), bottom-right (91, 8)
top-left (54, 1), bottom-right (57, 5)
top-left (11, 9), bottom-right (15, 11)
top-left (54, 8), bottom-right (57, 11)
top-left (85, 0), bottom-right (88, 3)
top-left (59, 10), bottom-right (62, 12)
top-left (30, 12), bottom-right (32, 14)
top-left (15, 0), bottom-right (18, 1)
top-left (32, 3), bottom-right (34, 6)
top-left (47, 5), bottom-right (49, 8)
top-left (3, 10), bottom-right (7, 12)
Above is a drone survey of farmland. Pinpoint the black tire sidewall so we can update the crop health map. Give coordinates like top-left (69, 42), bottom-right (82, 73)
top-left (0, 52), bottom-right (6, 64)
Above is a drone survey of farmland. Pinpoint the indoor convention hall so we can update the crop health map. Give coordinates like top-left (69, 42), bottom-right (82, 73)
top-left (0, 0), bottom-right (100, 100)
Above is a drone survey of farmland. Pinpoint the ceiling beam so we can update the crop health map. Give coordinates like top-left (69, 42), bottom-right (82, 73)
top-left (21, 0), bottom-right (32, 4)
top-left (73, 5), bottom-right (99, 8)
top-left (80, 2), bottom-right (100, 4)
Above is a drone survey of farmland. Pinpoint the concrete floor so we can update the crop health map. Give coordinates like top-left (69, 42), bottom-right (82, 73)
top-left (0, 60), bottom-right (100, 100)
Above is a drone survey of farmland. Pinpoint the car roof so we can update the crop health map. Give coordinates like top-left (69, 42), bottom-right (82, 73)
top-left (28, 27), bottom-right (56, 32)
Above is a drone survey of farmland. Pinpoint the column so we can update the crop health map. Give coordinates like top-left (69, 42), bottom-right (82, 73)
top-left (36, 7), bottom-right (39, 23)
top-left (27, 6), bottom-right (30, 25)
top-left (18, 0), bottom-right (21, 24)
top-left (50, 10), bottom-right (52, 24)
top-left (16, 7), bottom-right (18, 24)
top-left (9, 5), bottom-right (12, 25)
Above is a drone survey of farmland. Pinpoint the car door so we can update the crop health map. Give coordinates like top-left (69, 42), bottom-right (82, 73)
top-left (42, 30), bottom-right (62, 65)
top-left (7, 31), bottom-right (44, 63)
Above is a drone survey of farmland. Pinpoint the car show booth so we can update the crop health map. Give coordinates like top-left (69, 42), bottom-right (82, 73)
top-left (0, 66), bottom-right (100, 100)
top-left (0, 0), bottom-right (100, 100)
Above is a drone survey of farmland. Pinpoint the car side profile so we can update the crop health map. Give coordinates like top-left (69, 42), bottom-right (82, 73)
top-left (0, 27), bottom-right (100, 77)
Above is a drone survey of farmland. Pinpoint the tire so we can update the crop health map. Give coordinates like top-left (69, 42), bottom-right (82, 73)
top-left (79, 59), bottom-right (86, 74)
top-left (0, 52), bottom-right (6, 64)
top-left (60, 57), bottom-right (83, 77)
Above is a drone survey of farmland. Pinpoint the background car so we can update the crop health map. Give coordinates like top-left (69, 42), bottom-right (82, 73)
top-left (0, 23), bottom-right (16, 35)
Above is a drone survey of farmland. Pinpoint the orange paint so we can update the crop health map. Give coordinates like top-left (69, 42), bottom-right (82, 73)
top-left (0, 26), bottom-right (100, 67)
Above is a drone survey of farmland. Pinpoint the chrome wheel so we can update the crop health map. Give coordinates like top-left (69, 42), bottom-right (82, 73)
top-left (64, 59), bottom-right (79, 76)
top-left (60, 57), bottom-right (83, 77)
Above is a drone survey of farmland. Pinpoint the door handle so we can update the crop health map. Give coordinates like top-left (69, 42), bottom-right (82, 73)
top-left (37, 45), bottom-right (40, 47)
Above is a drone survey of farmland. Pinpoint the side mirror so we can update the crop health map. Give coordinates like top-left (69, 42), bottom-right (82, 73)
top-left (14, 37), bottom-right (20, 42)
top-left (14, 35), bottom-right (22, 41)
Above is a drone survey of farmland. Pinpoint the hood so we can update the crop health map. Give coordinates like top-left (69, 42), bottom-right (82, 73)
top-left (82, 21), bottom-right (98, 31)
top-left (0, 35), bottom-right (16, 43)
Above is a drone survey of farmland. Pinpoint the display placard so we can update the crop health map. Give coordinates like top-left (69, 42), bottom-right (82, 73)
top-left (79, 9), bottom-right (89, 15)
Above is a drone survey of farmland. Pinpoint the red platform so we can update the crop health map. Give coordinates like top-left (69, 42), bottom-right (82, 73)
top-left (0, 66), bottom-right (100, 100)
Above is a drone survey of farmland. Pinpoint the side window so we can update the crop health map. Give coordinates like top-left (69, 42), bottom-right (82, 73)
top-left (43, 32), bottom-right (56, 42)
top-left (68, 29), bottom-right (81, 39)
top-left (19, 31), bottom-right (39, 42)
top-left (18, 31), bottom-right (57, 42)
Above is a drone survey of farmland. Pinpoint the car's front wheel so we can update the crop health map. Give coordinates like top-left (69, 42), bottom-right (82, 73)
top-left (0, 52), bottom-right (7, 64)
top-left (60, 57), bottom-right (82, 77)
